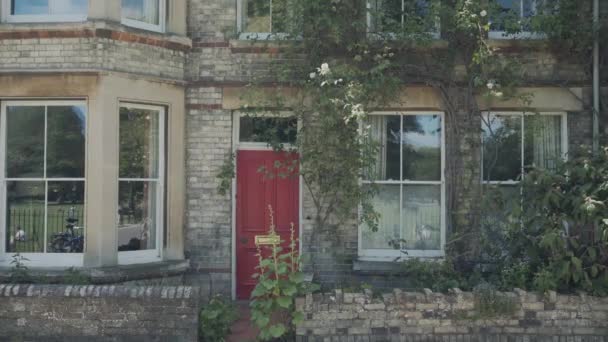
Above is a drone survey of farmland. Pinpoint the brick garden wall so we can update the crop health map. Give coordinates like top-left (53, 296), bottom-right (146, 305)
top-left (296, 289), bottom-right (608, 341)
top-left (0, 284), bottom-right (200, 342)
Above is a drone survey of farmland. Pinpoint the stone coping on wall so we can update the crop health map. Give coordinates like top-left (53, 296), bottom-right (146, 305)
top-left (0, 283), bottom-right (199, 299)
top-left (0, 259), bottom-right (190, 284)
top-left (295, 288), bottom-right (608, 339)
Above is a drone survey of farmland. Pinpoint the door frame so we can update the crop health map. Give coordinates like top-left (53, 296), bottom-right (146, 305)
top-left (231, 111), bottom-right (303, 300)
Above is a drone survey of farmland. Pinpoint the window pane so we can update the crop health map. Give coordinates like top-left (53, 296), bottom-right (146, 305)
top-left (244, 0), bottom-right (271, 32)
top-left (497, 0), bottom-right (519, 12)
top-left (122, 0), bottom-right (159, 25)
top-left (239, 116), bottom-right (297, 144)
top-left (6, 181), bottom-right (45, 253)
top-left (362, 184), bottom-right (400, 250)
top-left (374, 0), bottom-right (435, 33)
top-left (401, 185), bottom-right (441, 250)
top-left (12, 0), bottom-right (49, 15)
top-left (524, 115), bottom-right (562, 171)
top-left (6, 106), bottom-right (45, 178)
top-left (271, 0), bottom-right (288, 33)
top-left (118, 181), bottom-right (158, 251)
top-left (47, 106), bottom-right (86, 178)
top-left (376, 0), bottom-right (402, 32)
top-left (402, 115), bottom-right (441, 181)
top-left (119, 106), bottom-right (161, 179)
top-left (491, 0), bottom-right (519, 31)
top-left (51, 0), bottom-right (88, 15)
top-left (482, 115), bottom-right (522, 182)
top-left (47, 181), bottom-right (85, 253)
top-left (522, 0), bottom-right (536, 17)
top-left (481, 184), bottom-right (519, 227)
top-left (368, 115), bottom-right (400, 181)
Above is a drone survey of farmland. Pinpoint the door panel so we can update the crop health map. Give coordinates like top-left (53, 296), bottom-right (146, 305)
top-left (236, 150), bottom-right (299, 300)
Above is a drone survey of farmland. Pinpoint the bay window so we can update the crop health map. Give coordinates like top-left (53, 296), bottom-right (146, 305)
top-left (0, 101), bottom-right (86, 266)
top-left (367, 0), bottom-right (440, 38)
top-left (2, 0), bottom-right (88, 23)
top-left (117, 103), bottom-right (165, 264)
top-left (121, 0), bottom-right (166, 32)
top-left (237, 0), bottom-right (301, 39)
top-left (360, 112), bottom-right (445, 259)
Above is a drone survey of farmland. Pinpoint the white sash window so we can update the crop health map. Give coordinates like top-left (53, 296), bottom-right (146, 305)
top-left (359, 112), bottom-right (446, 260)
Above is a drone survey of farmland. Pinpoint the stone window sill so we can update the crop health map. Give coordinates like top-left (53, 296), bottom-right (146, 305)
top-left (0, 259), bottom-right (189, 284)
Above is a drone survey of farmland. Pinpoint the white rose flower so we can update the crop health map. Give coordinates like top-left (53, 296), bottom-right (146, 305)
top-left (319, 63), bottom-right (331, 76)
top-left (480, 10), bottom-right (487, 17)
top-left (309, 72), bottom-right (316, 79)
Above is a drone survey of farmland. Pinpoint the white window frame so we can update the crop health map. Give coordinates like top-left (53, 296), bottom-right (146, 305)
top-left (0, 100), bottom-right (87, 268)
top-left (1, 0), bottom-right (88, 23)
top-left (366, 0), bottom-right (441, 40)
top-left (121, 0), bottom-right (166, 33)
top-left (234, 111), bottom-right (299, 150)
top-left (480, 111), bottom-right (568, 185)
top-left (358, 111), bottom-right (446, 261)
top-left (236, 0), bottom-right (293, 40)
top-left (117, 102), bottom-right (166, 265)
top-left (488, 0), bottom-right (545, 40)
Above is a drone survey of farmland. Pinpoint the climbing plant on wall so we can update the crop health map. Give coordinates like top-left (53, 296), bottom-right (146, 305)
top-left (227, 0), bottom-right (606, 274)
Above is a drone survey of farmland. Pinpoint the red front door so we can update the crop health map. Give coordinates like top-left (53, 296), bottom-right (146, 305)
top-left (236, 150), bottom-right (299, 300)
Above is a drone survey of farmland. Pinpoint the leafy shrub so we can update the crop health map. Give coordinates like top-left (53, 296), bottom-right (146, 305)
top-left (395, 258), bottom-right (467, 292)
top-left (499, 262), bottom-right (531, 290)
top-left (471, 283), bottom-right (517, 319)
top-left (504, 147), bottom-right (608, 295)
top-left (62, 267), bottom-right (91, 285)
top-left (250, 206), bottom-right (319, 341)
top-left (8, 253), bottom-right (33, 284)
top-left (199, 295), bottom-right (238, 342)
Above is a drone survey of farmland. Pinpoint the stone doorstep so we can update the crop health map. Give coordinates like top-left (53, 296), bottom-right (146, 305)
top-left (0, 259), bottom-right (190, 284)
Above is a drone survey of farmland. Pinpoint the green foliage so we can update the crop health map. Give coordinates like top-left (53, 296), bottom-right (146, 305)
top-left (499, 262), bottom-right (531, 290)
top-left (62, 267), bottom-right (91, 285)
top-left (471, 283), bottom-right (517, 319)
top-left (199, 295), bottom-right (239, 342)
top-left (395, 258), bottom-right (467, 292)
top-left (216, 153), bottom-right (235, 196)
top-left (8, 253), bottom-right (33, 284)
top-left (501, 147), bottom-right (608, 296)
top-left (250, 207), bottom-right (319, 341)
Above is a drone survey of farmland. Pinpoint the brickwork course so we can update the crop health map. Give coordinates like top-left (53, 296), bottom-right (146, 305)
top-left (295, 288), bottom-right (608, 341)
